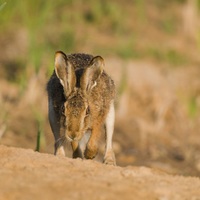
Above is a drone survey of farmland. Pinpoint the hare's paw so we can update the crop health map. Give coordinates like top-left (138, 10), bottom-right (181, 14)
top-left (84, 145), bottom-right (98, 159)
top-left (73, 148), bottom-right (83, 159)
top-left (103, 150), bottom-right (116, 166)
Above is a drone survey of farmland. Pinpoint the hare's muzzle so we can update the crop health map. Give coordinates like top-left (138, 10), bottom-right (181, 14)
top-left (66, 131), bottom-right (82, 142)
top-left (66, 135), bottom-right (74, 142)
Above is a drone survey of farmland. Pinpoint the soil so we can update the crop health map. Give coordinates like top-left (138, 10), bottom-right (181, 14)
top-left (1, 145), bottom-right (200, 200)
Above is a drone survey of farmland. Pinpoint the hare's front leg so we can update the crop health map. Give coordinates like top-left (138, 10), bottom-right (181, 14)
top-left (84, 125), bottom-right (101, 159)
top-left (48, 99), bottom-right (65, 156)
top-left (103, 101), bottom-right (116, 165)
top-left (71, 141), bottom-right (83, 159)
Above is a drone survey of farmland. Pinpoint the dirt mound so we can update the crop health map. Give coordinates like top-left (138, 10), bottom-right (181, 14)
top-left (1, 145), bottom-right (200, 200)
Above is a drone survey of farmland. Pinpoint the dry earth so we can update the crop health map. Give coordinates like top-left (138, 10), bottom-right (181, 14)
top-left (1, 145), bottom-right (200, 200)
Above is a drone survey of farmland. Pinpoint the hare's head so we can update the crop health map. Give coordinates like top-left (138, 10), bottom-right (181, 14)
top-left (55, 51), bottom-right (104, 141)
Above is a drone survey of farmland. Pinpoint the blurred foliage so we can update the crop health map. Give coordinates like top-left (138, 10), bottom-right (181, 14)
top-left (33, 108), bottom-right (46, 152)
top-left (188, 96), bottom-right (198, 118)
top-left (0, 2), bottom-right (6, 11)
top-left (0, 0), bottom-right (199, 80)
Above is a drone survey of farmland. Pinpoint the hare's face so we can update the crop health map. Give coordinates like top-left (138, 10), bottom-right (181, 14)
top-left (64, 91), bottom-right (90, 141)
top-left (54, 51), bottom-right (104, 140)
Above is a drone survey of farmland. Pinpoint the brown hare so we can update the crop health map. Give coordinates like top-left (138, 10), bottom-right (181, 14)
top-left (47, 51), bottom-right (116, 165)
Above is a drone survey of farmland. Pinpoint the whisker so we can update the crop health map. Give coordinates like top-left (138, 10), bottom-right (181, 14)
top-left (61, 136), bottom-right (68, 146)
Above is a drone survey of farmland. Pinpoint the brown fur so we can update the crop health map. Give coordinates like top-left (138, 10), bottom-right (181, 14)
top-left (47, 51), bottom-right (115, 164)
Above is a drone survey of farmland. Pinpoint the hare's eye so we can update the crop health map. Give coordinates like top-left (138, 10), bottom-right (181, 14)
top-left (86, 106), bottom-right (90, 115)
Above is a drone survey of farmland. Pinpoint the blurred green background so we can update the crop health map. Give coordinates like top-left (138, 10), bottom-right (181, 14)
top-left (1, 0), bottom-right (200, 78)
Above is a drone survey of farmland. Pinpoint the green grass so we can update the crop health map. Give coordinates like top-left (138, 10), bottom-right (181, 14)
top-left (188, 97), bottom-right (198, 119)
top-left (135, 0), bottom-right (147, 22)
top-left (35, 119), bottom-right (46, 152)
top-left (34, 110), bottom-right (46, 152)
top-left (0, 2), bottom-right (6, 11)
top-left (118, 65), bottom-right (128, 96)
top-left (161, 16), bottom-right (176, 34)
top-left (146, 47), bottom-right (188, 66)
top-left (35, 120), bottom-right (42, 152)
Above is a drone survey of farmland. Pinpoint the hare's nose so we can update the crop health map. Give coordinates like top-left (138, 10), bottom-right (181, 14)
top-left (66, 134), bottom-right (77, 142)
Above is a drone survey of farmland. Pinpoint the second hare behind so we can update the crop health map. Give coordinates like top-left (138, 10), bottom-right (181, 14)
top-left (47, 51), bottom-right (116, 165)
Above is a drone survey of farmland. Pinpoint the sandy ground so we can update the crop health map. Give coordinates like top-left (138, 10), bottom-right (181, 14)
top-left (1, 145), bottom-right (200, 200)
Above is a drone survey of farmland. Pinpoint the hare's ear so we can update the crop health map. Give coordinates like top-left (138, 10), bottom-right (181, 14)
top-left (81, 56), bottom-right (104, 93)
top-left (55, 51), bottom-right (76, 97)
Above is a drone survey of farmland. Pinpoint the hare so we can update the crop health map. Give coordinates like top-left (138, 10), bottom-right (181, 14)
top-left (47, 51), bottom-right (116, 165)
